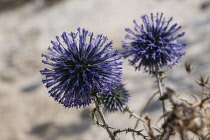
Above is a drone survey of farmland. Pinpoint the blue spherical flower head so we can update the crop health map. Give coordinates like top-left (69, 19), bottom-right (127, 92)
top-left (122, 13), bottom-right (186, 72)
top-left (100, 84), bottom-right (130, 112)
top-left (40, 28), bottom-right (122, 108)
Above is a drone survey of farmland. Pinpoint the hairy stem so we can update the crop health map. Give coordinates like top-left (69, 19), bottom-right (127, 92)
top-left (94, 98), bottom-right (115, 140)
top-left (155, 66), bottom-right (166, 122)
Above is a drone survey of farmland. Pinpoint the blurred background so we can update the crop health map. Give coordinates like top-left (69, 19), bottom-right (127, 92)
top-left (0, 0), bottom-right (210, 140)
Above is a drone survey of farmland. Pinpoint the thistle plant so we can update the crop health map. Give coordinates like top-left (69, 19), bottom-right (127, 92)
top-left (39, 13), bottom-right (210, 140)
top-left (122, 12), bottom-right (186, 122)
top-left (40, 28), bottom-right (122, 139)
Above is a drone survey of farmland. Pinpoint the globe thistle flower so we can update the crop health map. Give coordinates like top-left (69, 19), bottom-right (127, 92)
top-left (100, 84), bottom-right (130, 112)
top-left (40, 28), bottom-right (122, 108)
top-left (122, 13), bottom-right (186, 72)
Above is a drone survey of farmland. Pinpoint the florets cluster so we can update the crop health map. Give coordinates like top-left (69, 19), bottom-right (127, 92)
top-left (40, 28), bottom-right (122, 108)
top-left (122, 13), bottom-right (186, 72)
top-left (100, 84), bottom-right (130, 112)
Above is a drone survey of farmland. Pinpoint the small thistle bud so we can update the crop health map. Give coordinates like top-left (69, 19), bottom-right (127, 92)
top-left (100, 84), bottom-right (130, 112)
top-left (196, 76), bottom-right (209, 87)
top-left (122, 13), bottom-right (186, 72)
top-left (185, 62), bottom-right (193, 73)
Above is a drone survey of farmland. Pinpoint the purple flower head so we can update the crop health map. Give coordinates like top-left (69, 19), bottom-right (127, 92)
top-left (122, 13), bottom-right (186, 72)
top-left (40, 28), bottom-right (122, 108)
top-left (100, 84), bottom-right (130, 112)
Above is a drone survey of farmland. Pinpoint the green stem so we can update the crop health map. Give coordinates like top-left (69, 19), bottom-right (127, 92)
top-left (94, 97), bottom-right (115, 140)
top-left (155, 66), bottom-right (166, 122)
top-left (113, 128), bottom-right (147, 139)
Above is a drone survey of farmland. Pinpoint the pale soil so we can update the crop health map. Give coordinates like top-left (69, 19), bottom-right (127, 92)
top-left (0, 0), bottom-right (210, 140)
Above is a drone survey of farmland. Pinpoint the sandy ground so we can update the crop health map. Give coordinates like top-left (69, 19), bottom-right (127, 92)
top-left (0, 0), bottom-right (210, 140)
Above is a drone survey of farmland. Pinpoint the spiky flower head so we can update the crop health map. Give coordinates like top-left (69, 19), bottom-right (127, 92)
top-left (100, 84), bottom-right (130, 112)
top-left (122, 13), bottom-right (186, 72)
top-left (40, 28), bottom-right (122, 108)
